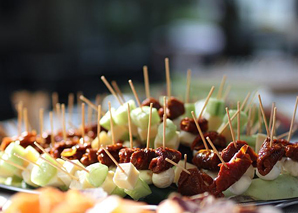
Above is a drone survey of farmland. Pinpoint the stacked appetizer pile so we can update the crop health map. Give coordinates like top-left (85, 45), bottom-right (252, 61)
top-left (0, 59), bottom-right (298, 203)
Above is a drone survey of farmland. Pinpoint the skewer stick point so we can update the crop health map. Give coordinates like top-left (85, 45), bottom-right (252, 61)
top-left (226, 107), bottom-right (237, 148)
top-left (49, 111), bottom-right (55, 147)
top-left (165, 158), bottom-right (190, 175)
top-left (143, 65), bottom-right (150, 99)
top-left (146, 103), bottom-right (153, 149)
top-left (270, 107), bottom-right (277, 147)
top-left (128, 80), bottom-right (142, 110)
top-left (39, 108), bottom-right (44, 144)
top-left (111, 81), bottom-right (125, 103)
top-left (287, 96), bottom-right (298, 142)
top-left (258, 94), bottom-right (270, 137)
top-left (17, 101), bottom-right (23, 136)
top-left (108, 102), bottom-right (115, 145)
top-left (165, 58), bottom-right (171, 98)
top-left (61, 104), bottom-right (67, 141)
top-left (101, 76), bottom-right (123, 105)
top-left (68, 93), bottom-right (74, 125)
top-left (23, 107), bottom-right (29, 132)
top-left (163, 97), bottom-right (167, 149)
top-left (198, 86), bottom-right (215, 119)
top-left (80, 95), bottom-right (98, 111)
top-left (81, 103), bottom-right (85, 144)
top-left (184, 154), bottom-right (187, 169)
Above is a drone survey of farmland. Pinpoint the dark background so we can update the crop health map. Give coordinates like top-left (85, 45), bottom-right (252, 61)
top-left (1, 0), bottom-right (298, 120)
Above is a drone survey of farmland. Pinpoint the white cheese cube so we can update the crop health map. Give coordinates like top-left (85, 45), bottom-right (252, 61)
top-left (101, 171), bottom-right (117, 194)
top-left (113, 163), bottom-right (139, 190)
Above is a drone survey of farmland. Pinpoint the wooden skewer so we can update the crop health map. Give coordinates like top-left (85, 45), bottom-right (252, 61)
top-left (111, 81), bottom-right (125, 103)
top-left (101, 145), bottom-right (126, 174)
top-left (80, 95), bottom-right (98, 111)
top-left (240, 92), bottom-right (251, 111)
top-left (287, 96), bottom-right (298, 142)
top-left (49, 111), bottom-right (55, 147)
top-left (258, 94), bottom-right (270, 136)
top-left (77, 91), bottom-right (83, 107)
top-left (87, 105), bottom-right (92, 132)
top-left (143, 65), bottom-right (150, 99)
top-left (217, 75), bottom-right (226, 99)
top-left (52, 92), bottom-right (58, 112)
top-left (217, 108), bottom-right (241, 135)
top-left (191, 111), bottom-right (209, 151)
top-left (61, 156), bottom-right (89, 173)
top-left (128, 80), bottom-right (142, 110)
top-left (184, 154), bottom-right (187, 169)
top-left (250, 104), bottom-right (257, 135)
top-left (223, 85), bottom-right (231, 101)
top-left (61, 104), bottom-right (67, 141)
top-left (95, 94), bottom-right (101, 106)
top-left (270, 107), bottom-right (277, 147)
top-left (0, 156), bottom-right (26, 170)
top-left (68, 93), bottom-right (74, 125)
top-left (127, 103), bottom-right (133, 149)
top-left (268, 102), bottom-right (276, 131)
top-left (237, 102), bottom-right (240, 141)
top-left (185, 69), bottom-right (191, 103)
top-left (17, 101), bottom-right (23, 136)
top-left (146, 103), bottom-right (153, 149)
top-left (258, 106), bottom-right (263, 133)
top-left (81, 103), bottom-right (85, 144)
top-left (101, 76), bottom-right (123, 105)
top-left (39, 156), bottom-right (78, 180)
top-left (108, 102), bottom-right (115, 145)
top-left (277, 125), bottom-right (298, 139)
top-left (56, 103), bottom-right (61, 129)
top-left (165, 158), bottom-right (190, 175)
top-left (206, 137), bottom-right (228, 168)
top-left (23, 107), bottom-right (29, 132)
top-left (39, 108), bottom-right (44, 143)
top-left (226, 107), bottom-right (237, 148)
top-left (97, 105), bottom-right (101, 148)
top-left (165, 58), bottom-right (171, 98)
top-left (14, 153), bottom-right (40, 167)
top-left (34, 142), bottom-right (62, 166)
top-left (198, 86), bottom-right (215, 119)
top-left (163, 97), bottom-right (167, 149)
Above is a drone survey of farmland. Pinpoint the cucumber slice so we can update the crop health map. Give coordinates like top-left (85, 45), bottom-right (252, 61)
top-left (111, 186), bottom-right (127, 197)
top-left (0, 143), bottom-right (26, 178)
top-left (240, 135), bottom-right (257, 149)
top-left (156, 119), bottom-right (177, 142)
top-left (114, 100), bottom-right (136, 125)
top-left (22, 163), bottom-right (39, 187)
top-left (4, 175), bottom-right (23, 187)
top-left (124, 178), bottom-right (152, 200)
top-left (24, 146), bottom-right (40, 166)
top-left (155, 131), bottom-right (179, 150)
top-left (222, 109), bottom-right (248, 130)
top-left (86, 163), bottom-right (108, 187)
top-left (31, 154), bottom-right (58, 186)
top-left (243, 174), bottom-right (298, 200)
top-left (195, 98), bottom-right (225, 118)
top-left (107, 125), bottom-right (128, 142)
top-left (100, 108), bottom-right (116, 130)
top-left (183, 103), bottom-right (195, 118)
top-left (130, 106), bottom-right (160, 130)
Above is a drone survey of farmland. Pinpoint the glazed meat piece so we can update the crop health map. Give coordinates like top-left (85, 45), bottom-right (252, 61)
top-left (285, 143), bottom-right (298, 162)
top-left (180, 117), bottom-right (208, 134)
top-left (158, 97), bottom-right (185, 120)
top-left (221, 140), bottom-right (258, 167)
top-left (149, 147), bottom-right (181, 173)
top-left (177, 168), bottom-right (215, 196)
top-left (192, 149), bottom-right (220, 171)
top-left (119, 148), bottom-right (140, 163)
top-left (61, 143), bottom-right (91, 160)
top-left (97, 143), bottom-right (124, 167)
top-left (191, 131), bottom-right (226, 151)
top-left (131, 148), bottom-right (156, 170)
top-left (257, 138), bottom-right (285, 176)
top-left (141, 97), bottom-right (162, 110)
top-left (214, 145), bottom-right (252, 193)
top-left (80, 148), bottom-right (98, 166)
top-left (50, 140), bottom-right (78, 158)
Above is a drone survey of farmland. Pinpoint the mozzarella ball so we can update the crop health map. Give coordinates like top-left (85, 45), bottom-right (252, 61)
top-left (282, 158), bottom-right (298, 177)
top-left (256, 161), bottom-right (281, 180)
top-left (228, 175), bottom-right (252, 195)
top-left (152, 168), bottom-right (174, 188)
top-left (244, 165), bottom-right (255, 179)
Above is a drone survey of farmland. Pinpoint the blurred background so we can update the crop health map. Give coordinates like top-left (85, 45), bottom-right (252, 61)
top-left (0, 0), bottom-right (298, 124)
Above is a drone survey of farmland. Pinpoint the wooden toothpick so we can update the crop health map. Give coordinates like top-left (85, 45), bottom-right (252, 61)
top-left (226, 107), bottom-right (237, 148)
top-left (101, 145), bottom-right (126, 175)
top-left (217, 75), bottom-right (226, 99)
top-left (277, 125), bottom-right (298, 139)
top-left (23, 107), bottom-right (29, 132)
top-left (223, 85), bottom-right (231, 101)
top-left (0, 156), bottom-right (26, 171)
top-left (97, 105), bottom-right (101, 148)
top-left (111, 81), bottom-right (125, 103)
top-left (246, 105), bottom-right (252, 136)
top-left (68, 93), bottom-right (74, 126)
top-left (81, 103), bottom-right (85, 144)
top-left (101, 76), bottom-right (123, 105)
top-left (146, 103), bottom-right (153, 149)
top-left (17, 101), bottom-right (23, 136)
top-left (206, 137), bottom-right (228, 168)
top-left (52, 92), bottom-right (58, 112)
top-left (165, 158), bottom-right (190, 175)
top-left (237, 102), bottom-right (240, 141)
top-left (49, 111), bottom-right (55, 147)
top-left (270, 107), bottom-right (277, 147)
top-left (39, 108), bottom-right (44, 143)
top-left (198, 86), bottom-right (215, 119)
top-left (184, 154), bottom-right (187, 169)
top-left (127, 103), bottom-right (133, 149)
top-left (268, 102), bottom-right (275, 131)
top-left (287, 96), bottom-right (298, 142)
top-left (240, 92), bottom-right (251, 111)
top-left (185, 69), bottom-right (191, 103)
top-left (258, 94), bottom-right (270, 137)
top-left (128, 80), bottom-right (142, 110)
top-left (108, 102), bottom-right (115, 145)
top-left (191, 111), bottom-right (209, 151)
top-left (14, 153), bottom-right (40, 167)
top-left (163, 97), bottom-right (167, 149)
top-left (61, 156), bottom-right (89, 173)
top-left (61, 104), bottom-right (66, 141)
top-left (80, 95), bottom-right (98, 111)
top-left (143, 65), bottom-right (150, 99)
top-left (165, 58), bottom-right (171, 98)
